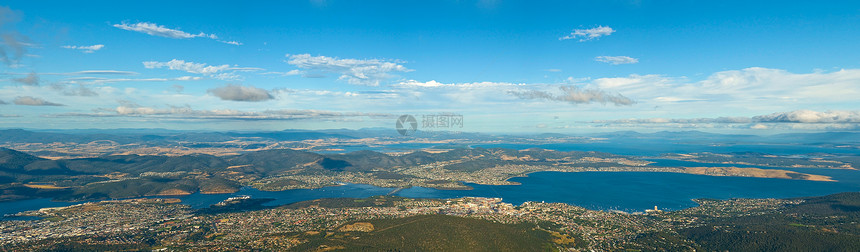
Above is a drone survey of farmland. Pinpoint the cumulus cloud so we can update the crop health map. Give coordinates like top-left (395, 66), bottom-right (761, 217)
top-left (509, 86), bottom-right (635, 106)
top-left (61, 44), bottom-right (104, 53)
top-left (13, 96), bottom-right (64, 106)
top-left (286, 54), bottom-right (412, 86)
top-left (595, 56), bottom-right (638, 65)
top-left (560, 25), bottom-right (615, 41)
top-left (207, 84), bottom-right (274, 102)
top-left (143, 59), bottom-right (261, 80)
top-left (12, 71), bottom-right (38, 85)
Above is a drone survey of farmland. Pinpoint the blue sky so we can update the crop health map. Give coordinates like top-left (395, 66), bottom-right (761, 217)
top-left (1, 1), bottom-right (860, 133)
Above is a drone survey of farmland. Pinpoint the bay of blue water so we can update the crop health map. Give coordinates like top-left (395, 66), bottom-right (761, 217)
top-left (0, 184), bottom-right (396, 218)
top-left (3, 162), bottom-right (859, 217)
top-left (440, 171), bottom-right (860, 212)
top-left (0, 198), bottom-right (76, 219)
top-left (134, 169), bottom-right (860, 212)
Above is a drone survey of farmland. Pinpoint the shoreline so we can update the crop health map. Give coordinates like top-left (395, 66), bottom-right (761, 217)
top-left (0, 168), bottom-right (849, 217)
top-left (0, 167), bottom-right (837, 205)
top-left (5, 188), bottom-right (855, 218)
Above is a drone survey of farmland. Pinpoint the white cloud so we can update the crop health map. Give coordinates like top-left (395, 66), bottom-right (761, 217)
top-left (653, 96), bottom-right (704, 102)
top-left (592, 117), bottom-right (752, 124)
top-left (8, 70), bottom-right (138, 81)
top-left (262, 70), bottom-right (304, 76)
top-left (219, 40), bottom-right (242, 46)
top-left (564, 77), bottom-right (591, 84)
top-left (286, 54), bottom-right (412, 86)
top-left (397, 80), bottom-right (517, 89)
top-left (143, 59), bottom-right (229, 74)
top-left (592, 110), bottom-right (860, 128)
top-left (750, 124), bottom-right (768, 130)
top-left (397, 80), bottom-right (450, 88)
top-left (560, 25), bottom-right (615, 41)
top-left (386, 80), bottom-right (533, 109)
top-left (509, 86), bottom-right (635, 106)
top-left (588, 68), bottom-right (860, 107)
top-left (393, 79), bottom-right (638, 110)
top-left (113, 22), bottom-right (217, 39)
top-left (143, 59), bottom-right (260, 80)
top-left (51, 101), bottom-right (391, 121)
top-left (66, 70), bottom-right (137, 75)
top-left (56, 76), bottom-right (204, 85)
top-left (61, 44), bottom-right (104, 53)
top-left (696, 68), bottom-right (860, 103)
top-left (229, 67), bottom-right (266, 72)
top-left (112, 22), bottom-right (242, 45)
top-left (753, 110), bottom-right (860, 123)
top-left (595, 56), bottom-right (638, 65)
top-left (17, 70), bottom-right (137, 76)
top-left (175, 76), bottom-right (203, 81)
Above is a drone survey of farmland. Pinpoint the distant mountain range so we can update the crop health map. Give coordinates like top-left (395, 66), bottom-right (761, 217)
top-left (3, 128), bottom-right (859, 145)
